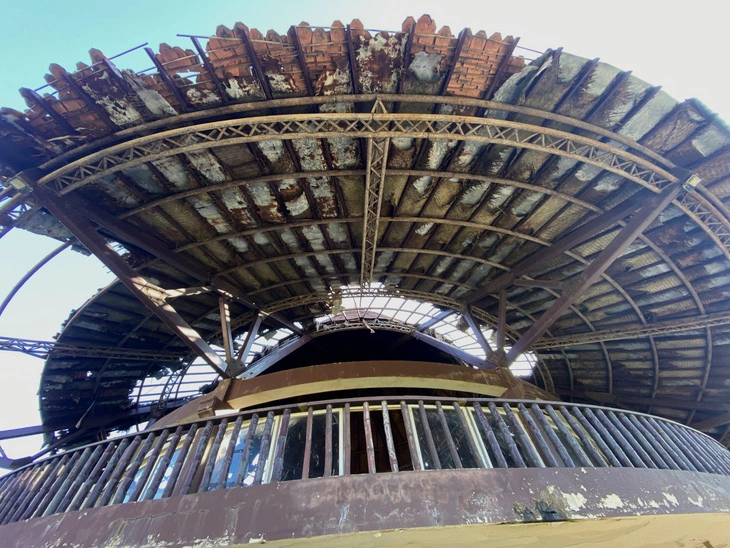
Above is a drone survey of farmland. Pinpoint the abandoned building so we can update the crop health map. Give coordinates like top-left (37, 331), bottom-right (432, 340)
top-left (1, 14), bottom-right (730, 546)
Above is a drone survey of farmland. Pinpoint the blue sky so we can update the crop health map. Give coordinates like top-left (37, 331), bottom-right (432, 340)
top-left (1, 0), bottom-right (728, 459)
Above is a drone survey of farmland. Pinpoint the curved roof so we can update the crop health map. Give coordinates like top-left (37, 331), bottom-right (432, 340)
top-left (2, 15), bottom-right (730, 448)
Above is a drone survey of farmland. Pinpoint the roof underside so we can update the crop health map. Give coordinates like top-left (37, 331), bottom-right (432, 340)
top-left (2, 15), bottom-right (730, 448)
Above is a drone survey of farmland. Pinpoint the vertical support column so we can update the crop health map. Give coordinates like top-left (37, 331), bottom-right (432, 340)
top-left (219, 297), bottom-right (234, 364)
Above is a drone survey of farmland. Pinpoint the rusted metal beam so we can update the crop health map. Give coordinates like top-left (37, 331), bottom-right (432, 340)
top-left (241, 335), bottom-right (312, 379)
top-left (144, 47), bottom-right (189, 112)
top-left (228, 313), bottom-right (263, 377)
top-left (219, 297), bottom-right (234, 364)
top-left (411, 331), bottom-right (496, 369)
top-left (463, 308), bottom-right (493, 356)
top-left (506, 183), bottom-right (683, 363)
top-left (0, 336), bottom-right (183, 361)
top-left (30, 185), bottom-right (228, 376)
top-left (18, 88), bottom-right (79, 135)
top-left (189, 37), bottom-right (230, 104)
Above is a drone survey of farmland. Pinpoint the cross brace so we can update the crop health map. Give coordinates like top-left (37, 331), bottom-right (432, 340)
top-left (360, 131), bottom-right (390, 286)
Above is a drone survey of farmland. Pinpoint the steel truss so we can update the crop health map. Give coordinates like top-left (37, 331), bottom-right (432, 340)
top-left (0, 336), bottom-right (184, 362)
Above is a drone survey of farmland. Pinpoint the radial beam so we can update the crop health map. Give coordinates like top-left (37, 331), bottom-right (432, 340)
top-left (30, 185), bottom-right (229, 376)
top-left (360, 102), bottom-right (390, 286)
top-left (0, 336), bottom-right (184, 361)
top-left (506, 183), bottom-right (683, 363)
top-left (463, 308), bottom-right (494, 357)
top-left (227, 313), bottom-right (263, 378)
top-left (241, 335), bottom-right (313, 379)
top-left (412, 331), bottom-right (496, 370)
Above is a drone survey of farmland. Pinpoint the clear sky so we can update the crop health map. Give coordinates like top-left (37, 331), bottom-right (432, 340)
top-left (1, 0), bottom-right (729, 459)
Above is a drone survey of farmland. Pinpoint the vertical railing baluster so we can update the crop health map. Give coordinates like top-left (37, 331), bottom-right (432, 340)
top-left (624, 414), bottom-right (673, 469)
top-left (667, 424), bottom-right (724, 475)
top-left (271, 409), bottom-right (292, 482)
top-left (515, 403), bottom-right (555, 467)
top-left (216, 416), bottom-right (243, 490)
top-left (606, 411), bottom-right (656, 468)
top-left (128, 429), bottom-right (170, 502)
top-left (653, 419), bottom-right (708, 473)
top-left (418, 401), bottom-right (441, 470)
top-left (161, 424), bottom-right (199, 498)
top-left (98, 435), bottom-right (143, 507)
top-left (33, 452), bottom-right (81, 518)
top-left (302, 407), bottom-right (314, 480)
top-left (199, 419), bottom-right (229, 492)
top-left (112, 432), bottom-right (158, 505)
top-left (0, 465), bottom-right (39, 523)
top-left (568, 407), bottom-right (617, 466)
top-left (453, 402), bottom-right (485, 468)
top-left (363, 402), bottom-right (377, 474)
top-left (595, 410), bottom-right (648, 468)
top-left (545, 405), bottom-right (591, 467)
top-left (639, 417), bottom-right (694, 472)
top-left (400, 401), bottom-right (422, 471)
top-left (502, 404), bottom-right (542, 467)
top-left (56, 444), bottom-right (105, 513)
top-left (528, 404), bottom-right (573, 467)
top-left (178, 421), bottom-right (215, 496)
top-left (436, 401), bottom-right (462, 469)
top-left (252, 411), bottom-right (275, 485)
top-left (697, 435), bottom-right (730, 474)
top-left (578, 408), bottom-right (633, 467)
top-left (19, 455), bottom-right (71, 521)
top-left (486, 402), bottom-right (524, 467)
top-left (343, 403), bottom-right (352, 476)
top-left (68, 443), bottom-right (115, 512)
top-left (324, 404), bottom-right (334, 477)
top-left (142, 425), bottom-right (183, 501)
top-left (381, 401), bottom-right (399, 472)
top-left (473, 402), bottom-right (508, 468)
top-left (234, 413), bottom-right (260, 487)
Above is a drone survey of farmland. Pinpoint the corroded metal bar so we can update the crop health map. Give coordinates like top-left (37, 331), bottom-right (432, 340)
top-left (199, 419), bottom-right (228, 492)
top-left (628, 415), bottom-right (679, 470)
top-left (363, 402), bottom-right (377, 474)
top-left (546, 405), bottom-right (592, 467)
top-left (453, 402), bottom-right (485, 468)
top-left (664, 422), bottom-right (720, 474)
top-left (98, 435), bottom-right (142, 507)
top-left (271, 409), bottom-right (292, 482)
top-left (579, 408), bottom-right (632, 467)
top-left (33, 452), bottom-right (81, 518)
top-left (302, 407), bottom-right (314, 480)
top-left (161, 424), bottom-right (199, 498)
top-left (179, 421), bottom-right (215, 495)
top-left (112, 432), bottom-right (157, 505)
top-left (502, 404), bottom-right (542, 467)
top-left (517, 404), bottom-right (557, 467)
top-left (82, 439), bottom-right (130, 509)
top-left (616, 413), bottom-right (668, 469)
top-left (19, 455), bottom-right (71, 520)
top-left (0, 464), bottom-right (39, 523)
top-left (652, 418), bottom-right (707, 473)
top-left (234, 414), bottom-right (260, 487)
top-left (436, 401), bottom-right (462, 469)
top-left (400, 401), bottom-right (422, 471)
top-left (418, 401), bottom-right (441, 470)
top-left (530, 404), bottom-right (574, 467)
top-left (324, 404), bottom-right (334, 477)
top-left (142, 425), bottom-right (183, 501)
top-left (128, 429), bottom-right (170, 502)
top-left (486, 402), bottom-right (525, 468)
top-left (640, 417), bottom-right (695, 471)
top-left (68, 443), bottom-right (116, 511)
top-left (598, 410), bottom-right (651, 468)
top-left (252, 412), bottom-right (275, 485)
top-left (473, 402), bottom-right (509, 468)
top-left (381, 401), bottom-right (399, 472)
top-left (216, 416), bottom-right (243, 490)
top-left (567, 407), bottom-right (615, 467)
top-left (344, 403), bottom-right (352, 476)
top-left (54, 445), bottom-right (101, 513)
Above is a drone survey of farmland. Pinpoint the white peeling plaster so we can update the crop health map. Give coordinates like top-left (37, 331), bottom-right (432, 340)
top-left (320, 68), bottom-right (352, 96)
top-left (704, 261), bottom-right (727, 275)
top-left (188, 196), bottom-right (230, 234)
top-left (478, 233), bottom-right (499, 249)
top-left (415, 222), bottom-right (434, 236)
top-left (562, 492), bottom-right (587, 512)
top-left (302, 226), bottom-right (327, 251)
top-left (258, 140), bottom-right (285, 164)
top-left (228, 237), bottom-right (249, 253)
top-left (409, 51), bottom-right (442, 82)
top-left (432, 256), bottom-right (454, 277)
top-left (456, 142), bottom-right (484, 168)
top-left (286, 192), bottom-right (310, 216)
top-left (316, 255), bottom-right (336, 273)
top-left (253, 232), bottom-right (272, 246)
top-left (186, 150), bottom-right (227, 183)
top-left (308, 177), bottom-right (335, 200)
top-left (492, 52), bottom-right (552, 112)
top-left (293, 139), bottom-right (326, 170)
top-left (692, 124), bottom-right (730, 157)
top-left (247, 182), bottom-right (277, 207)
top-left (451, 259), bottom-right (474, 280)
top-left (605, 76), bottom-right (651, 128)
top-left (490, 242), bottom-right (518, 264)
top-left (488, 148), bottom-right (513, 175)
top-left (327, 223), bottom-right (349, 245)
top-left (280, 229), bottom-right (300, 250)
top-left (82, 81), bottom-right (143, 127)
top-left (557, 53), bottom-right (586, 84)
top-left (327, 137), bottom-right (358, 167)
top-left (599, 494), bottom-right (624, 509)
top-left (663, 493), bottom-right (678, 506)
top-left (640, 263), bottom-right (671, 278)
top-left (593, 174), bottom-right (622, 193)
top-left (186, 87), bottom-right (221, 105)
top-left (688, 495), bottom-right (704, 508)
top-left (574, 164), bottom-right (603, 182)
top-left (511, 191), bottom-right (542, 217)
top-left (375, 251), bottom-right (394, 271)
top-left (428, 139), bottom-right (457, 168)
top-left (294, 256), bottom-right (318, 276)
top-left (122, 165), bottom-right (165, 196)
top-left (268, 73), bottom-right (298, 94)
top-left (466, 264), bottom-right (493, 286)
top-left (342, 253), bottom-right (357, 271)
top-left (95, 175), bottom-right (139, 208)
top-left (152, 157), bottom-right (193, 189)
top-left (357, 33), bottom-right (404, 93)
top-left (552, 157), bottom-right (578, 180)
top-left (460, 183), bottom-right (490, 207)
top-left (413, 176), bottom-right (433, 196)
top-left (124, 72), bottom-right (177, 117)
top-left (488, 186), bottom-right (515, 210)
top-left (391, 137), bottom-right (414, 151)
top-left (619, 90), bottom-right (676, 141)
top-left (225, 78), bottom-right (259, 99)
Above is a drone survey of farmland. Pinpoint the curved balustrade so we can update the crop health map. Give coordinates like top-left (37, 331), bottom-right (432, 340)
top-left (1, 397), bottom-right (729, 526)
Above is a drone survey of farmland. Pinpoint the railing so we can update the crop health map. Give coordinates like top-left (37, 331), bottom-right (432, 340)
top-left (1, 397), bottom-right (730, 526)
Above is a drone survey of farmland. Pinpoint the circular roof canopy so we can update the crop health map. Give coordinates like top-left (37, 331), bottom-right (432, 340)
top-left (3, 15), bottom-right (730, 449)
